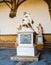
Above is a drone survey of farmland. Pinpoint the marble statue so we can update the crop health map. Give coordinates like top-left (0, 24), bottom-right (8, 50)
top-left (37, 23), bottom-right (43, 36)
top-left (37, 23), bottom-right (43, 44)
top-left (17, 12), bottom-right (34, 31)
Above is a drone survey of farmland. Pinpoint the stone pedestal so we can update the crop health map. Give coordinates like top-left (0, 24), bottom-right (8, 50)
top-left (16, 28), bottom-right (37, 56)
top-left (10, 28), bottom-right (39, 64)
top-left (17, 45), bottom-right (37, 56)
top-left (37, 36), bottom-right (44, 50)
top-left (11, 53), bottom-right (40, 62)
top-left (38, 36), bottom-right (43, 43)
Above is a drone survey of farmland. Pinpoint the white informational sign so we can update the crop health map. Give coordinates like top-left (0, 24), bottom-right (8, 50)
top-left (17, 33), bottom-right (33, 47)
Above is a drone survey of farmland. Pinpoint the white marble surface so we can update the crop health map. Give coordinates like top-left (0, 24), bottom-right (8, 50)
top-left (17, 46), bottom-right (35, 56)
top-left (17, 28), bottom-right (34, 33)
top-left (38, 36), bottom-right (43, 44)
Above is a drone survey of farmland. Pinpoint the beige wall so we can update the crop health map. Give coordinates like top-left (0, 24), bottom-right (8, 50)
top-left (0, 0), bottom-right (51, 34)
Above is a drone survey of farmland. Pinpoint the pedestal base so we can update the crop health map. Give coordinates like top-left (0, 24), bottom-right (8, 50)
top-left (37, 36), bottom-right (44, 50)
top-left (11, 53), bottom-right (40, 62)
top-left (36, 44), bottom-right (44, 50)
top-left (17, 45), bottom-right (37, 56)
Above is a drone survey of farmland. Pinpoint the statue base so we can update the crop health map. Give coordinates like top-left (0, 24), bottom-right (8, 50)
top-left (17, 45), bottom-right (37, 56)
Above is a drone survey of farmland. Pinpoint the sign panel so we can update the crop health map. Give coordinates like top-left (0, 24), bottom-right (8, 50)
top-left (20, 34), bottom-right (32, 44)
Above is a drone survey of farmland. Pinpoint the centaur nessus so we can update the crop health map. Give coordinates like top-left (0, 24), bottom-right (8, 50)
top-left (17, 12), bottom-right (34, 31)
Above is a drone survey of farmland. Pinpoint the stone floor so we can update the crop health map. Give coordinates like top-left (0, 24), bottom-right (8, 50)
top-left (0, 48), bottom-right (17, 65)
top-left (0, 49), bottom-right (51, 65)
